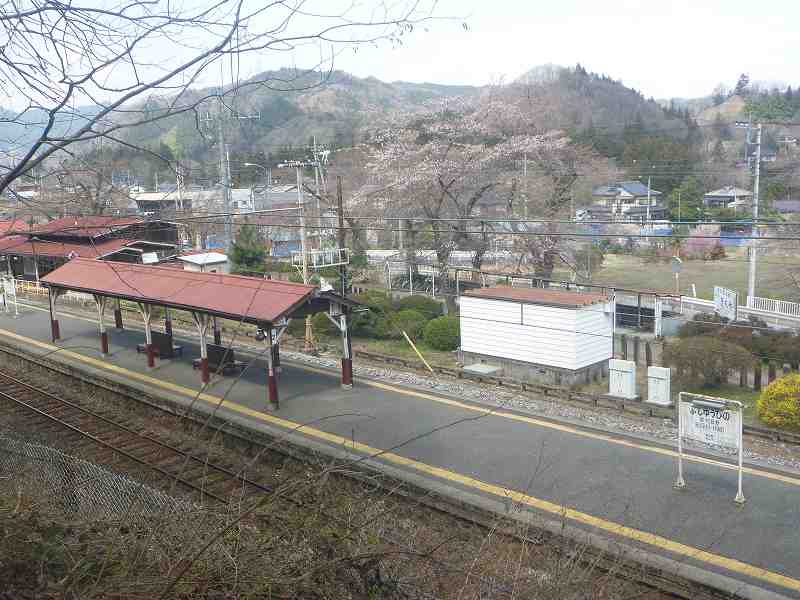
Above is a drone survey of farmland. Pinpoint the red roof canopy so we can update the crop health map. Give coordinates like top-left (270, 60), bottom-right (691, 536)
top-left (0, 235), bottom-right (132, 258)
top-left (42, 258), bottom-right (317, 324)
top-left (464, 286), bottom-right (608, 308)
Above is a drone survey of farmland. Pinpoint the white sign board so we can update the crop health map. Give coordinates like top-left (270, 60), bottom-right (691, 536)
top-left (675, 392), bottom-right (745, 504)
top-left (646, 366), bottom-right (670, 406)
top-left (679, 401), bottom-right (740, 448)
top-left (713, 285), bottom-right (738, 321)
top-left (608, 359), bottom-right (637, 399)
top-left (141, 252), bottom-right (159, 265)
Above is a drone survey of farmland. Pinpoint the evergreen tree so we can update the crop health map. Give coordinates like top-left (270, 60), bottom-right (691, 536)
top-left (667, 177), bottom-right (704, 221)
top-left (734, 73), bottom-right (750, 96)
top-left (229, 224), bottom-right (267, 273)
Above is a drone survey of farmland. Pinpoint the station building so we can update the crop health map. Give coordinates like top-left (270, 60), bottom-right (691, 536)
top-left (0, 216), bottom-right (179, 281)
top-left (459, 286), bottom-right (615, 386)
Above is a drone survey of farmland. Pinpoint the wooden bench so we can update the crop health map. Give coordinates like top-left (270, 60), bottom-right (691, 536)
top-left (192, 343), bottom-right (245, 375)
top-left (136, 330), bottom-right (183, 359)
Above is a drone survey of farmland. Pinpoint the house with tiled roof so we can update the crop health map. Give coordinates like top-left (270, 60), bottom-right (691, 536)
top-left (587, 181), bottom-right (666, 221)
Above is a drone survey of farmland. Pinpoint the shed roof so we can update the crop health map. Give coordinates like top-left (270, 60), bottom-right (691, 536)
top-left (176, 252), bottom-right (228, 266)
top-left (464, 286), bottom-right (608, 308)
top-left (26, 215), bottom-right (144, 238)
top-left (41, 257), bottom-right (318, 324)
top-left (0, 235), bottom-right (132, 258)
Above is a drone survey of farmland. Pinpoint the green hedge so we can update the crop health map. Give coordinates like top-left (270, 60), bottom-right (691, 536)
top-left (392, 309), bottom-right (427, 341)
top-left (394, 295), bottom-right (443, 320)
top-left (423, 316), bottom-right (460, 351)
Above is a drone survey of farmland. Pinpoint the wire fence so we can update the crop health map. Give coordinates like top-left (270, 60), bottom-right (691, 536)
top-left (0, 435), bottom-right (187, 522)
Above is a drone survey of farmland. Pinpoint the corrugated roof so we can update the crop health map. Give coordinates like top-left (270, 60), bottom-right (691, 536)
top-left (464, 286), bottom-right (608, 308)
top-left (27, 216), bottom-right (144, 238)
top-left (0, 235), bottom-right (132, 258)
top-left (41, 258), bottom-right (316, 323)
top-left (177, 252), bottom-right (228, 265)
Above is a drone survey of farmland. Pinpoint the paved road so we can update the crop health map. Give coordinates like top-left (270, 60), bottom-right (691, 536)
top-left (1, 301), bottom-right (799, 598)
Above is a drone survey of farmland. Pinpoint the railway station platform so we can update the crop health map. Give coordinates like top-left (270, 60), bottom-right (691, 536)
top-left (1, 299), bottom-right (799, 600)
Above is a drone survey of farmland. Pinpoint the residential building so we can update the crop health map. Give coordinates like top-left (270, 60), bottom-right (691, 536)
top-left (703, 186), bottom-right (753, 209)
top-left (588, 181), bottom-right (666, 221)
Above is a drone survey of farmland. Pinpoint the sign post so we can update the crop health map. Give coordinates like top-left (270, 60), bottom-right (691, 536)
top-left (671, 256), bottom-right (682, 295)
top-left (675, 392), bottom-right (745, 504)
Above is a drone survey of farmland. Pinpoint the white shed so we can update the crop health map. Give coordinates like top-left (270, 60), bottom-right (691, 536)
top-left (176, 252), bottom-right (229, 274)
top-left (459, 286), bottom-right (614, 384)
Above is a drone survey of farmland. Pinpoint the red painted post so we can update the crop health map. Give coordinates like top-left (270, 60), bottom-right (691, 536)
top-left (100, 332), bottom-right (109, 355)
top-left (341, 358), bottom-right (353, 386)
top-left (200, 357), bottom-right (209, 384)
top-left (51, 319), bottom-right (60, 341)
top-left (114, 308), bottom-right (123, 329)
top-left (272, 344), bottom-right (281, 374)
top-left (268, 373), bottom-right (279, 407)
top-left (146, 344), bottom-right (155, 368)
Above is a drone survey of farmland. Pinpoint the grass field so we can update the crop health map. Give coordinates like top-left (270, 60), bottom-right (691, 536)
top-left (567, 251), bottom-right (800, 301)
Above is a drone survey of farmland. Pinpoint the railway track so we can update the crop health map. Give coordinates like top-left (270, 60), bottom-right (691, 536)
top-left (0, 370), bottom-right (271, 506)
top-left (0, 363), bottom-right (731, 600)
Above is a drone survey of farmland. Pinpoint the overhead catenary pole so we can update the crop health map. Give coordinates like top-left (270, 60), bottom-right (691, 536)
top-left (748, 123), bottom-right (762, 301)
top-left (216, 97), bottom-right (232, 249)
top-left (337, 176), bottom-right (347, 295)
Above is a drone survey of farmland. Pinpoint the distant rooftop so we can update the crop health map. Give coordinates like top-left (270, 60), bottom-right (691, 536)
top-left (704, 186), bottom-right (753, 199)
top-left (592, 181), bottom-right (662, 197)
top-left (177, 251), bottom-right (228, 266)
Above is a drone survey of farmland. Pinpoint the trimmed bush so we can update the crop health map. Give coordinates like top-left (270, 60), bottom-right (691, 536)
top-left (311, 312), bottom-right (337, 337)
top-left (663, 336), bottom-right (754, 388)
top-left (423, 315), bottom-right (460, 351)
top-left (394, 295), bottom-right (443, 320)
top-left (392, 309), bottom-right (427, 341)
top-left (759, 373), bottom-right (800, 430)
top-left (351, 291), bottom-right (394, 339)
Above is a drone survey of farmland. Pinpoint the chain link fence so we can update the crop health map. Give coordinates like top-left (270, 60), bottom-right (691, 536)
top-left (0, 435), bottom-right (187, 522)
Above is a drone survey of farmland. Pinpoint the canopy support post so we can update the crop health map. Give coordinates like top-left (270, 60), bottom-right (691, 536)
top-left (137, 302), bottom-right (155, 368)
top-left (340, 307), bottom-right (353, 388)
top-left (192, 312), bottom-right (211, 384)
top-left (48, 288), bottom-right (62, 341)
top-left (213, 316), bottom-right (221, 345)
top-left (93, 295), bottom-right (109, 356)
top-left (324, 303), bottom-right (353, 388)
top-left (265, 325), bottom-right (278, 409)
top-left (164, 306), bottom-right (172, 336)
top-left (114, 299), bottom-right (123, 329)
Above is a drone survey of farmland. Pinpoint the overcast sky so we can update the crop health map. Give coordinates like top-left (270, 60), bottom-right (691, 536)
top-left (308, 0), bottom-right (798, 99)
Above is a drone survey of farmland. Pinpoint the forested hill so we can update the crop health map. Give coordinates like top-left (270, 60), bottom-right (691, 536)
top-left (513, 64), bottom-right (690, 153)
top-left (115, 69), bottom-right (477, 163)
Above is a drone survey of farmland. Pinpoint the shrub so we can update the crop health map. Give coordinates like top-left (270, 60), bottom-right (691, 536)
top-left (392, 309), bottom-right (427, 341)
top-left (759, 373), bottom-right (800, 430)
top-left (351, 291), bottom-right (394, 338)
top-left (708, 242), bottom-right (726, 260)
top-left (423, 315), bottom-right (460, 351)
top-left (394, 295), bottom-right (443, 320)
top-left (663, 336), bottom-right (754, 388)
top-left (311, 312), bottom-right (337, 337)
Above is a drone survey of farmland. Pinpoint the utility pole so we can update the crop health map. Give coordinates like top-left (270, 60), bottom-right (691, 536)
top-left (748, 123), bottom-right (762, 301)
top-left (216, 100), bottom-right (232, 249)
top-left (279, 159), bottom-right (317, 352)
top-left (337, 176), bottom-right (347, 295)
top-left (646, 175), bottom-right (652, 222)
